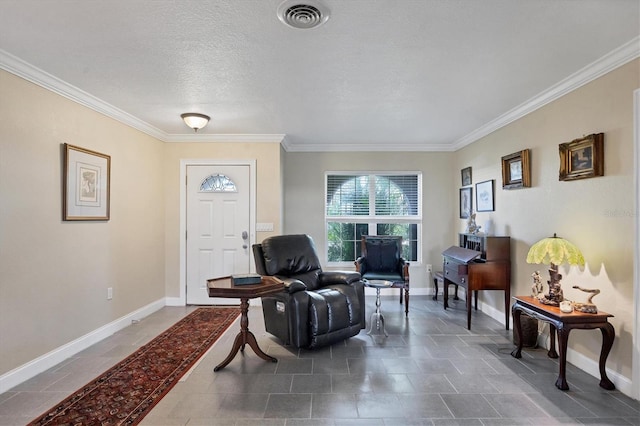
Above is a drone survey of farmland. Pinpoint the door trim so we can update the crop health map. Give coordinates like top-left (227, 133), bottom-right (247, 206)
top-left (633, 88), bottom-right (639, 400)
top-left (177, 159), bottom-right (257, 306)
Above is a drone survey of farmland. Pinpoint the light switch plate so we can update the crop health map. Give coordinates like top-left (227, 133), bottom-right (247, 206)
top-left (256, 222), bottom-right (274, 232)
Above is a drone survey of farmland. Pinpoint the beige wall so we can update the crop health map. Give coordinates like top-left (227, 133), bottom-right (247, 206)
top-left (1, 56), bottom-right (637, 392)
top-left (454, 59), bottom-right (639, 379)
top-left (162, 142), bottom-right (283, 299)
top-left (283, 151), bottom-right (454, 289)
top-left (282, 59), bottom-right (638, 386)
top-left (0, 70), bottom-right (166, 375)
top-left (0, 71), bottom-right (284, 377)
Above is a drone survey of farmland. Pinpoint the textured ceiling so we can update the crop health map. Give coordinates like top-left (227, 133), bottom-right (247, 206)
top-left (0, 0), bottom-right (638, 151)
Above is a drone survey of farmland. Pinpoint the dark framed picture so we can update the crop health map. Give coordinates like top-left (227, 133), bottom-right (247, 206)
top-left (63, 143), bottom-right (111, 221)
top-left (501, 149), bottom-right (531, 189)
top-left (461, 167), bottom-right (472, 186)
top-left (459, 187), bottom-right (472, 218)
top-left (475, 179), bottom-right (494, 212)
top-left (559, 133), bottom-right (604, 181)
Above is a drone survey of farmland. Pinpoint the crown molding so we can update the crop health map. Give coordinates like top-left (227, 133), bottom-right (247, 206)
top-left (0, 49), bottom-right (286, 145)
top-left (0, 49), bottom-right (168, 140)
top-left (452, 36), bottom-right (640, 151)
top-left (164, 133), bottom-right (286, 143)
top-left (3, 35), bottom-right (638, 151)
top-left (281, 139), bottom-right (453, 152)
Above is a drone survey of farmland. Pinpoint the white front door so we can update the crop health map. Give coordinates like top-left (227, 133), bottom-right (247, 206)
top-left (186, 164), bottom-right (251, 305)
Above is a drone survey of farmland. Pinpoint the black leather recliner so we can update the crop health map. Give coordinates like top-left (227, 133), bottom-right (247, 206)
top-left (253, 234), bottom-right (365, 349)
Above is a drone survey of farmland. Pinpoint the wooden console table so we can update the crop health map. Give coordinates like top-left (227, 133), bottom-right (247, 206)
top-left (207, 275), bottom-right (283, 371)
top-left (511, 295), bottom-right (615, 391)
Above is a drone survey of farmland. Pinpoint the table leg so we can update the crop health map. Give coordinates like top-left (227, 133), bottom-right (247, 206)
top-left (432, 276), bottom-right (438, 301)
top-left (511, 305), bottom-right (523, 358)
top-left (548, 324), bottom-right (558, 358)
top-left (214, 298), bottom-right (277, 372)
top-left (598, 323), bottom-right (616, 390)
top-left (444, 280), bottom-right (449, 309)
top-left (504, 288), bottom-right (510, 331)
top-left (555, 326), bottom-right (570, 390)
top-left (466, 290), bottom-right (472, 330)
top-left (367, 288), bottom-right (388, 336)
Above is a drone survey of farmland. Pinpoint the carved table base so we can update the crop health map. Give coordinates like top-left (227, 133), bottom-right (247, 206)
top-left (511, 296), bottom-right (615, 391)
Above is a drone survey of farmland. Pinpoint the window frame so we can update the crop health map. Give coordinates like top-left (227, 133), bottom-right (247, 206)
top-left (325, 171), bottom-right (422, 267)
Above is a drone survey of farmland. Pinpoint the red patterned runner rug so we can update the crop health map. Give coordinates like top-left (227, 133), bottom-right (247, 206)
top-left (29, 307), bottom-right (240, 425)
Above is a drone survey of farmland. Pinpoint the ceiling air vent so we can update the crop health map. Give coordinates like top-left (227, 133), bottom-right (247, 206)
top-left (277, 0), bottom-right (330, 29)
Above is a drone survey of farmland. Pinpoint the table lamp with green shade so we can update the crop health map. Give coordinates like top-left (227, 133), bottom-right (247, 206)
top-left (526, 233), bottom-right (585, 306)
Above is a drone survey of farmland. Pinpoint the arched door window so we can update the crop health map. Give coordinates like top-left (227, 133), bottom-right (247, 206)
top-left (199, 174), bottom-right (237, 192)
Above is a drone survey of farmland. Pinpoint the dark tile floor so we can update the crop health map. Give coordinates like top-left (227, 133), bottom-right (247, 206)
top-left (0, 295), bottom-right (638, 425)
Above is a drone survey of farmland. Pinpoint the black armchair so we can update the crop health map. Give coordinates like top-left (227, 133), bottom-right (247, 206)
top-left (355, 235), bottom-right (410, 316)
top-left (253, 234), bottom-right (365, 349)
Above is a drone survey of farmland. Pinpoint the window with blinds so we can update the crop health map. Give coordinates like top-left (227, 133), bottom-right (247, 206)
top-left (325, 172), bottom-right (421, 264)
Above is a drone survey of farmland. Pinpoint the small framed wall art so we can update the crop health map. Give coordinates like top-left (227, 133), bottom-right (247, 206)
top-left (559, 133), bottom-right (604, 181)
top-left (461, 167), bottom-right (472, 186)
top-left (501, 149), bottom-right (531, 189)
top-left (475, 179), bottom-right (494, 212)
top-left (63, 143), bottom-right (111, 221)
top-left (459, 187), bottom-right (472, 219)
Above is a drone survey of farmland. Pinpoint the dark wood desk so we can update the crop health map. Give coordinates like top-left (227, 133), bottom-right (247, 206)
top-left (511, 296), bottom-right (615, 391)
top-left (207, 275), bottom-right (283, 371)
top-left (442, 243), bottom-right (511, 330)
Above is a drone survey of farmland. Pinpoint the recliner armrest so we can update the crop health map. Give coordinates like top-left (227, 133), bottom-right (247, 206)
top-left (280, 278), bottom-right (307, 294)
top-left (318, 271), bottom-right (362, 287)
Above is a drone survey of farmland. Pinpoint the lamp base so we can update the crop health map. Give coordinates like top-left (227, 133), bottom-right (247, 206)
top-left (538, 296), bottom-right (561, 306)
top-left (537, 264), bottom-right (564, 306)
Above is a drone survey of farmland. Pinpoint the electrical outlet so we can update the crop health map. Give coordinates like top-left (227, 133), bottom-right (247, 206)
top-left (426, 264), bottom-right (432, 273)
top-left (107, 287), bottom-right (113, 300)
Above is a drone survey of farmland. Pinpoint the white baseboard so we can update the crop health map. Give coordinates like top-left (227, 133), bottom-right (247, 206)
top-left (0, 298), bottom-right (165, 394)
top-left (478, 298), bottom-right (507, 326)
top-left (165, 296), bottom-right (185, 306)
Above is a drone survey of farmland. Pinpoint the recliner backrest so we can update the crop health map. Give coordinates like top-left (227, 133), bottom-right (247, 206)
top-left (258, 234), bottom-right (322, 289)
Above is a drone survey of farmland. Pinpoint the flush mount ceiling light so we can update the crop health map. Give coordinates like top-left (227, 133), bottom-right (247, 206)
top-left (181, 113), bottom-right (210, 132)
top-left (277, 0), bottom-right (330, 29)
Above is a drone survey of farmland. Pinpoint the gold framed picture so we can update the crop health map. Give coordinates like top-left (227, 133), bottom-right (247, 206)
top-left (559, 133), bottom-right (604, 181)
top-left (501, 149), bottom-right (531, 189)
top-left (63, 143), bottom-right (111, 221)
